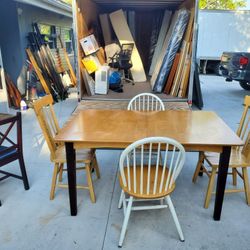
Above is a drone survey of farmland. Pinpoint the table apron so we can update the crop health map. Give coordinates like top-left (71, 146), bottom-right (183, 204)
top-left (72, 142), bottom-right (224, 153)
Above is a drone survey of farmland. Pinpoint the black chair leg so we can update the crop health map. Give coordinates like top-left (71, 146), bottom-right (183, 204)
top-left (18, 155), bottom-right (30, 190)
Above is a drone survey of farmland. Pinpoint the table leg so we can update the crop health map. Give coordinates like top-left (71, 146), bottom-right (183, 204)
top-left (65, 142), bottom-right (77, 216)
top-left (198, 151), bottom-right (204, 177)
top-left (213, 146), bottom-right (231, 221)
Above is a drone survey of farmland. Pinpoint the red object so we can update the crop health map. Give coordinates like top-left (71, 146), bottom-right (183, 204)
top-left (239, 56), bottom-right (249, 66)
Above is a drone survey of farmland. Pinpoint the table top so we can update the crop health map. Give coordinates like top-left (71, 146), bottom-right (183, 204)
top-left (54, 110), bottom-right (243, 150)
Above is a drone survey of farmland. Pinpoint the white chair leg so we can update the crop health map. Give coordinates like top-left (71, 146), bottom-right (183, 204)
top-left (118, 196), bottom-right (133, 247)
top-left (118, 190), bottom-right (124, 209)
top-left (165, 196), bottom-right (185, 242)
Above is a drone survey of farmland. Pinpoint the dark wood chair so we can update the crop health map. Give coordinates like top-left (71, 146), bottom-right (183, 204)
top-left (0, 112), bottom-right (29, 205)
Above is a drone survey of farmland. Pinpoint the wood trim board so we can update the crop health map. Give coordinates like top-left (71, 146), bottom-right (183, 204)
top-left (164, 53), bottom-right (180, 94)
top-left (109, 9), bottom-right (146, 83)
top-left (170, 41), bottom-right (189, 96)
top-left (178, 57), bottom-right (191, 97)
top-left (26, 48), bottom-right (50, 95)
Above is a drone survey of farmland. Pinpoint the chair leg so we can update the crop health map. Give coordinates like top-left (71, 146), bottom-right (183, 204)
top-left (165, 196), bottom-right (184, 242)
top-left (93, 155), bottom-right (101, 179)
top-left (192, 152), bottom-right (205, 183)
top-left (242, 168), bottom-right (250, 205)
top-left (58, 163), bottom-right (64, 182)
top-left (232, 168), bottom-right (237, 186)
top-left (118, 196), bottom-right (133, 247)
top-left (86, 164), bottom-right (96, 203)
top-left (50, 163), bottom-right (59, 200)
top-left (204, 167), bottom-right (217, 209)
top-left (18, 155), bottom-right (29, 190)
top-left (118, 190), bottom-right (124, 209)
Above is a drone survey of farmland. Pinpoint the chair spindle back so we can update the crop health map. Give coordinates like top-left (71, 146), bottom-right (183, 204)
top-left (127, 93), bottom-right (165, 111)
top-left (33, 95), bottom-right (60, 159)
top-left (119, 137), bottom-right (185, 197)
top-left (234, 96), bottom-right (250, 158)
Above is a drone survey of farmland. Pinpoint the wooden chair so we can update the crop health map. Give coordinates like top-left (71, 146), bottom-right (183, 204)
top-left (118, 137), bottom-right (186, 247)
top-left (33, 95), bottom-right (100, 202)
top-left (192, 95), bottom-right (250, 208)
top-left (0, 112), bottom-right (29, 205)
top-left (127, 93), bottom-right (165, 111)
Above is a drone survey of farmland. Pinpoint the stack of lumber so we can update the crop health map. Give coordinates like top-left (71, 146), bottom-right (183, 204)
top-left (165, 8), bottom-right (194, 97)
top-left (4, 72), bottom-right (22, 109)
top-left (26, 23), bottom-right (69, 101)
top-left (150, 8), bottom-right (194, 97)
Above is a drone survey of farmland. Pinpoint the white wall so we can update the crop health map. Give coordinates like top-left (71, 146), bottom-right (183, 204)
top-left (197, 10), bottom-right (250, 59)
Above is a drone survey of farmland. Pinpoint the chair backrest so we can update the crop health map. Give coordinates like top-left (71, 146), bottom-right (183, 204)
top-left (127, 93), bottom-right (165, 111)
top-left (235, 96), bottom-right (250, 156)
top-left (33, 95), bottom-right (60, 159)
top-left (0, 112), bottom-right (22, 166)
top-left (119, 137), bottom-right (185, 198)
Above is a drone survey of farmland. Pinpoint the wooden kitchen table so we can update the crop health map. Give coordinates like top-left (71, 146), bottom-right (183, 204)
top-left (54, 110), bottom-right (243, 219)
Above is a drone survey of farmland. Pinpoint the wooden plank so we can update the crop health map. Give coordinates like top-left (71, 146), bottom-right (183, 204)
top-left (149, 10), bottom-right (172, 76)
top-left (178, 57), bottom-right (191, 97)
top-left (109, 9), bottom-right (146, 83)
top-left (183, 8), bottom-right (195, 43)
top-left (63, 48), bottom-right (77, 86)
top-left (26, 48), bottom-right (50, 95)
top-left (96, 47), bottom-right (106, 65)
top-left (163, 53), bottom-right (180, 94)
top-left (170, 42), bottom-right (189, 96)
top-left (81, 69), bottom-right (95, 96)
top-left (99, 14), bottom-right (113, 45)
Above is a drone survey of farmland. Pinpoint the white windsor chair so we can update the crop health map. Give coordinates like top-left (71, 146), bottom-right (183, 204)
top-left (118, 137), bottom-right (186, 247)
top-left (127, 93), bottom-right (165, 111)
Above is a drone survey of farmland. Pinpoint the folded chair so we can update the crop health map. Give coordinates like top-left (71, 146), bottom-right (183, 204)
top-left (118, 137), bottom-right (186, 247)
top-left (127, 93), bottom-right (165, 111)
top-left (192, 95), bottom-right (250, 208)
top-left (0, 112), bottom-right (29, 205)
top-left (33, 95), bottom-right (100, 202)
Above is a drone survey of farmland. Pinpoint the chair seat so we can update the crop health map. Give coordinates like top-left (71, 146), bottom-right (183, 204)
top-left (205, 149), bottom-right (250, 168)
top-left (119, 165), bottom-right (175, 199)
top-left (0, 146), bottom-right (17, 161)
top-left (52, 146), bottom-right (93, 164)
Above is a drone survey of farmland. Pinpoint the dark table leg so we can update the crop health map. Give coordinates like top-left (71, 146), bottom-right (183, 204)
top-left (65, 142), bottom-right (77, 216)
top-left (213, 146), bottom-right (231, 221)
top-left (198, 151), bottom-right (204, 177)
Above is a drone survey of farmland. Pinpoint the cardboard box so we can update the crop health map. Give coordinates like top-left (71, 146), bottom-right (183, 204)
top-left (80, 34), bottom-right (99, 56)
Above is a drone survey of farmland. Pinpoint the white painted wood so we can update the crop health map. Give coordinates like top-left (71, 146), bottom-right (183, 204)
top-left (127, 93), bottom-right (165, 111)
top-left (118, 190), bottom-right (124, 209)
top-left (99, 14), bottom-right (113, 45)
top-left (118, 136), bottom-right (186, 246)
top-left (118, 196), bottom-right (133, 247)
top-left (166, 196), bottom-right (185, 241)
top-left (109, 9), bottom-right (146, 83)
top-left (149, 10), bottom-right (172, 76)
